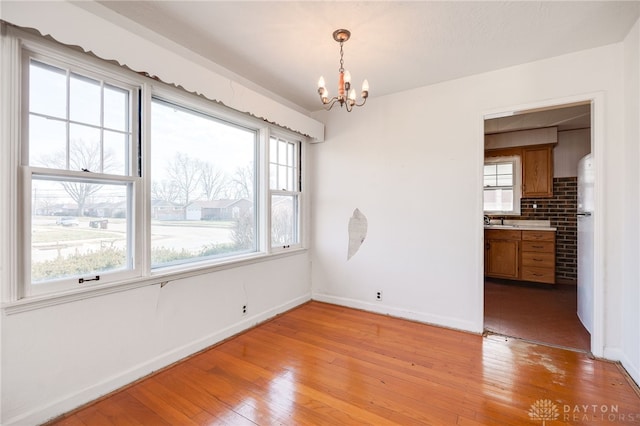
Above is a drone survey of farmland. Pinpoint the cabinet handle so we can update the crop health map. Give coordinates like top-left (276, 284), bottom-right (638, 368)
top-left (532, 245), bottom-right (544, 249)
top-left (533, 258), bottom-right (543, 262)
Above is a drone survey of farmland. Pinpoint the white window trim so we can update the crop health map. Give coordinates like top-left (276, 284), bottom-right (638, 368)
top-left (483, 155), bottom-right (522, 216)
top-left (268, 133), bottom-right (303, 252)
top-left (1, 25), bottom-right (309, 314)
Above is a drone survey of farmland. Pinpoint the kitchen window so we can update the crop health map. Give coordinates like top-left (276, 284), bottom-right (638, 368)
top-left (5, 27), bottom-right (306, 306)
top-left (483, 156), bottom-right (521, 215)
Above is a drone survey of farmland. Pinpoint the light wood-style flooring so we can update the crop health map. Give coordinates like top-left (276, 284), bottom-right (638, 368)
top-left (484, 279), bottom-right (591, 352)
top-left (48, 301), bottom-right (639, 425)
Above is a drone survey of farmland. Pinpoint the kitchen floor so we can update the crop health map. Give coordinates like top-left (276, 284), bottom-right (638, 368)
top-left (484, 279), bottom-right (591, 352)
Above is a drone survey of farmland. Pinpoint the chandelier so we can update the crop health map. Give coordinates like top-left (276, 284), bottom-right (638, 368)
top-left (317, 29), bottom-right (369, 112)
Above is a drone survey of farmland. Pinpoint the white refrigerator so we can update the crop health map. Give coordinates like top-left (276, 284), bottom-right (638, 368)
top-left (577, 153), bottom-right (594, 334)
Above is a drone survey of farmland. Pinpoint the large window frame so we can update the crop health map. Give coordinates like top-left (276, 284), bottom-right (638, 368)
top-left (2, 26), bottom-right (308, 311)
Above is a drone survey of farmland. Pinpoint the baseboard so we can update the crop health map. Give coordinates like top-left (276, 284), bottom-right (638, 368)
top-left (4, 293), bottom-right (311, 426)
top-left (605, 347), bottom-right (640, 388)
top-left (311, 293), bottom-right (481, 334)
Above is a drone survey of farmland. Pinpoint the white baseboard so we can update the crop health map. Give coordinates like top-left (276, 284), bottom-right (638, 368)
top-left (311, 293), bottom-right (481, 334)
top-left (604, 347), bottom-right (640, 387)
top-left (4, 294), bottom-right (311, 426)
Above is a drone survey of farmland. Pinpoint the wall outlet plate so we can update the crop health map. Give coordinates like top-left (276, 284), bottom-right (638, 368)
top-left (376, 291), bottom-right (382, 301)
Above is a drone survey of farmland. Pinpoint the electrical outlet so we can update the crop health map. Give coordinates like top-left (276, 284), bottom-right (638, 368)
top-left (242, 305), bottom-right (247, 315)
top-left (376, 291), bottom-right (382, 301)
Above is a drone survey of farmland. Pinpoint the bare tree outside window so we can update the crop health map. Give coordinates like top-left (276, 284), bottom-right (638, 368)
top-left (37, 139), bottom-right (118, 216)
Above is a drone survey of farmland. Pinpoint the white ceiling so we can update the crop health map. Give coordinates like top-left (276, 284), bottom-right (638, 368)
top-left (94, 1), bottom-right (639, 114)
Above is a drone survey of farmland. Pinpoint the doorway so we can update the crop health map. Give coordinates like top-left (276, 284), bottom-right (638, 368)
top-left (482, 101), bottom-right (593, 352)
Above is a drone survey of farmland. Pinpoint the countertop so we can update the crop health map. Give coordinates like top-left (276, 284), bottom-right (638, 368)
top-left (483, 219), bottom-right (556, 232)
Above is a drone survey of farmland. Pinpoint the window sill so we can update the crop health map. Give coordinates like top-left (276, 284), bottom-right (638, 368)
top-left (2, 248), bottom-right (307, 315)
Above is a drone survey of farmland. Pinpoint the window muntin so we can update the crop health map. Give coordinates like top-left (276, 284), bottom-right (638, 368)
top-left (24, 54), bottom-right (138, 295)
top-left (484, 156), bottom-right (521, 215)
top-left (150, 98), bottom-right (257, 269)
top-left (269, 137), bottom-right (301, 248)
top-left (27, 59), bottom-right (132, 176)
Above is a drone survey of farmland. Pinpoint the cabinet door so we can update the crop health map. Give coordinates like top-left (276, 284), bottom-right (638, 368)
top-left (523, 145), bottom-right (553, 197)
top-left (486, 240), bottom-right (519, 279)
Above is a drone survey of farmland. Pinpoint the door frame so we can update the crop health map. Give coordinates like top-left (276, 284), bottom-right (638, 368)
top-left (480, 92), bottom-right (604, 357)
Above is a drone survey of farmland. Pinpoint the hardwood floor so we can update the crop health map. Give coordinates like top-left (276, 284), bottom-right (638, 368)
top-left (484, 279), bottom-right (591, 351)
top-left (48, 301), bottom-right (639, 425)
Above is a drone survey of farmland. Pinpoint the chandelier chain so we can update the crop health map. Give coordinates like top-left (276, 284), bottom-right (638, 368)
top-left (339, 42), bottom-right (345, 73)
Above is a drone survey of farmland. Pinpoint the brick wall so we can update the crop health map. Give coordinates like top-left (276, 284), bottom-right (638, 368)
top-left (520, 177), bottom-right (577, 283)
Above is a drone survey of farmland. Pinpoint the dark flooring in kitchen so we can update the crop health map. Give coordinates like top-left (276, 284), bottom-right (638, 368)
top-left (484, 279), bottom-right (591, 352)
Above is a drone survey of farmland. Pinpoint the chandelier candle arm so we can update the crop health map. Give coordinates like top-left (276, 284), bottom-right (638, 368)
top-left (317, 29), bottom-right (369, 112)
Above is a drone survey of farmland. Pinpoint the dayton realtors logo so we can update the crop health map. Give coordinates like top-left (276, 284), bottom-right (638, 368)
top-left (528, 399), bottom-right (640, 424)
top-left (528, 399), bottom-right (559, 425)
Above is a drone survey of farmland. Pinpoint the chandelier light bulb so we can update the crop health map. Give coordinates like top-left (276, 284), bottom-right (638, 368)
top-left (317, 29), bottom-right (369, 112)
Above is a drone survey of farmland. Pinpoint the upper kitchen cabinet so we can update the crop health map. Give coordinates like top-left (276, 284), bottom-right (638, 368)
top-left (522, 144), bottom-right (554, 197)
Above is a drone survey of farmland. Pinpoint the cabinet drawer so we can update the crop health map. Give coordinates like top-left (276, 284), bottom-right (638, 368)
top-left (484, 229), bottom-right (521, 240)
top-left (522, 252), bottom-right (555, 268)
top-left (521, 266), bottom-right (555, 284)
top-left (522, 241), bottom-right (554, 253)
top-left (522, 230), bottom-right (555, 241)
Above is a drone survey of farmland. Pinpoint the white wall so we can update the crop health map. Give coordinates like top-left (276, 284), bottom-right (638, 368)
top-left (1, 254), bottom-right (311, 425)
top-left (621, 17), bottom-right (640, 385)
top-left (310, 41), bottom-right (634, 374)
top-left (554, 129), bottom-right (591, 178)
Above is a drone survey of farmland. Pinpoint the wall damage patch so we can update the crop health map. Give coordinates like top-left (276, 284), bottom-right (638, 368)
top-left (347, 208), bottom-right (368, 260)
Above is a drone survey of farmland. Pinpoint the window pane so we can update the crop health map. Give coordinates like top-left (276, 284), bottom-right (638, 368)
top-left (70, 73), bottom-right (101, 126)
top-left (104, 130), bottom-right (128, 175)
top-left (496, 163), bottom-right (513, 174)
top-left (271, 194), bottom-right (298, 246)
top-left (69, 124), bottom-right (101, 172)
top-left (484, 188), bottom-right (514, 211)
top-left (278, 165), bottom-right (288, 190)
top-left (29, 115), bottom-right (66, 167)
top-left (484, 176), bottom-right (496, 187)
top-left (29, 60), bottom-right (66, 119)
top-left (104, 84), bottom-right (128, 131)
top-left (484, 164), bottom-right (497, 176)
top-left (496, 175), bottom-right (513, 186)
top-left (150, 99), bottom-right (256, 268)
top-left (31, 178), bottom-right (131, 283)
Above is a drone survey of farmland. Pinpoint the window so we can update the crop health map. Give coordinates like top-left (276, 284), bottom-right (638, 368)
top-left (6, 28), bottom-right (307, 303)
top-left (269, 136), bottom-right (301, 249)
top-left (150, 98), bottom-right (257, 268)
top-left (24, 55), bottom-right (139, 296)
top-left (483, 156), bottom-right (521, 215)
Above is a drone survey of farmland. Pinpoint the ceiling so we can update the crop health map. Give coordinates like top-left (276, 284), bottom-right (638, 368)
top-left (93, 1), bottom-right (639, 115)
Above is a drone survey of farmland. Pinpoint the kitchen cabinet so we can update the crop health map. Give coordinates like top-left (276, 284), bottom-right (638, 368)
top-left (485, 229), bottom-right (520, 279)
top-left (484, 229), bottom-right (556, 284)
top-left (522, 144), bottom-right (553, 197)
top-left (520, 230), bottom-right (556, 284)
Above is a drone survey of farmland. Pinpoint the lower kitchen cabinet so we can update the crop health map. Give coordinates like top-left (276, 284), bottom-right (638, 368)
top-left (485, 230), bottom-right (520, 279)
top-left (520, 231), bottom-right (556, 284)
top-left (484, 229), bottom-right (556, 284)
